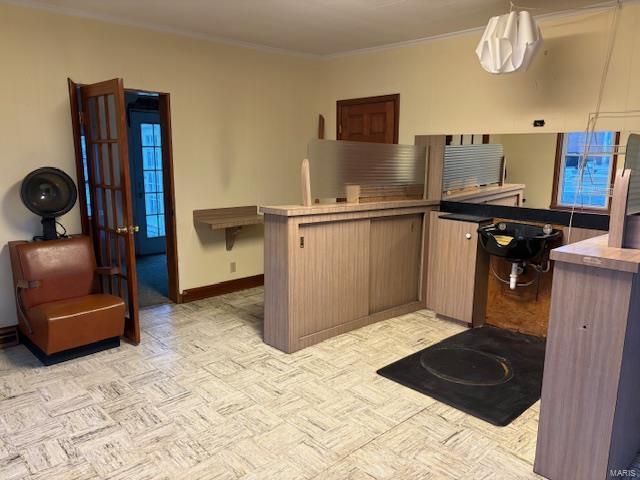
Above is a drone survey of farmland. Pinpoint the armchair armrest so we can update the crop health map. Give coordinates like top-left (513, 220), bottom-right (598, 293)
top-left (96, 266), bottom-right (120, 276)
top-left (15, 280), bottom-right (40, 335)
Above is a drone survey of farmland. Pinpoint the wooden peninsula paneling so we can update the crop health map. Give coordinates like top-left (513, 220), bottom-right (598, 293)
top-left (297, 219), bottom-right (370, 337)
top-left (535, 234), bottom-right (640, 479)
top-left (261, 200), bottom-right (438, 353)
top-left (369, 214), bottom-right (423, 313)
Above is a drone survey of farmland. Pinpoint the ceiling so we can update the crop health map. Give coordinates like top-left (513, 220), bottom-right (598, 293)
top-left (13, 0), bottom-right (612, 55)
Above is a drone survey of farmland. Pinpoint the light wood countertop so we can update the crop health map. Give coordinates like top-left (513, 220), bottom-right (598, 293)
top-left (443, 183), bottom-right (525, 201)
top-left (259, 199), bottom-right (439, 217)
top-left (550, 234), bottom-right (640, 273)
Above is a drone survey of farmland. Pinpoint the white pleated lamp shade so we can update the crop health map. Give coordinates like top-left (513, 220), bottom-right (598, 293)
top-left (476, 11), bottom-right (542, 74)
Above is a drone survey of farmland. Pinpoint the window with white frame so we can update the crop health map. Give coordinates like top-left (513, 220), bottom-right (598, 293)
top-left (552, 131), bottom-right (618, 210)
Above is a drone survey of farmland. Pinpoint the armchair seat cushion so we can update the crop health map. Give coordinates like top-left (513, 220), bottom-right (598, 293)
top-left (25, 294), bottom-right (125, 354)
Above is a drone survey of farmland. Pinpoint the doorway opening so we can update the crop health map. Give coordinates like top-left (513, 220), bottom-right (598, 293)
top-left (125, 92), bottom-right (169, 307)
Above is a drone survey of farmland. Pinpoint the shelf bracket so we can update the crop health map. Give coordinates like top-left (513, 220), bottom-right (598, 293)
top-left (225, 226), bottom-right (242, 251)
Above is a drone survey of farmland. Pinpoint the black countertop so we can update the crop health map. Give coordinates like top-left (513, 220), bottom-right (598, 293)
top-left (439, 201), bottom-right (609, 231)
top-left (438, 213), bottom-right (493, 224)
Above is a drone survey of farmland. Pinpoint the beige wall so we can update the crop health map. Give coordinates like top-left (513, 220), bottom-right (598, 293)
top-left (0, 3), bottom-right (321, 326)
top-left (2, 3), bottom-right (640, 327)
top-left (491, 134), bottom-right (559, 209)
top-left (319, 4), bottom-right (640, 141)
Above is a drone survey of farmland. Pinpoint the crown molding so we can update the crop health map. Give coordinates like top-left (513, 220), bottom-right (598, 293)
top-left (2, 0), bottom-right (636, 59)
top-left (324, 1), bottom-right (627, 59)
top-left (0, 0), bottom-right (320, 58)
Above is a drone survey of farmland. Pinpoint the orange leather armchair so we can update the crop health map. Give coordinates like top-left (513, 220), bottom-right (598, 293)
top-left (9, 236), bottom-right (125, 363)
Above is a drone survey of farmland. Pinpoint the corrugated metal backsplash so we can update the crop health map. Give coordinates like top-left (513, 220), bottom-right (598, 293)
top-left (443, 144), bottom-right (504, 192)
top-left (307, 139), bottom-right (426, 200)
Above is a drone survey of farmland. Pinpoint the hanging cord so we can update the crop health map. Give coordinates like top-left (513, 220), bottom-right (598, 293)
top-left (567, 0), bottom-right (622, 243)
top-left (56, 221), bottom-right (68, 238)
top-left (530, 259), bottom-right (552, 273)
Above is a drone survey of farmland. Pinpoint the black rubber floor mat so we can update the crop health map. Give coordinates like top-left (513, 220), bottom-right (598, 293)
top-left (377, 326), bottom-right (546, 426)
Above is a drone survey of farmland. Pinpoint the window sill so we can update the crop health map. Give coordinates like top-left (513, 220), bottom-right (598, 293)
top-left (549, 204), bottom-right (610, 214)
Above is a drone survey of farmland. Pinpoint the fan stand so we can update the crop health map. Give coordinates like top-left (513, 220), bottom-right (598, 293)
top-left (39, 217), bottom-right (58, 241)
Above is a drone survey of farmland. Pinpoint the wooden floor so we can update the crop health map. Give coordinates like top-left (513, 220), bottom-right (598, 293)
top-left (0, 287), bottom-right (636, 479)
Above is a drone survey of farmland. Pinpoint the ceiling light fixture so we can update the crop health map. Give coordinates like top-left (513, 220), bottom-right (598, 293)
top-left (475, 7), bottom-right (542, 74)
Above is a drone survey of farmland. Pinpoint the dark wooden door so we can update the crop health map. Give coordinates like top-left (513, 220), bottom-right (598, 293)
top-left (337, 94), bottom-right (399, 144)
top-left (79, 78), bottom-right (140, 343)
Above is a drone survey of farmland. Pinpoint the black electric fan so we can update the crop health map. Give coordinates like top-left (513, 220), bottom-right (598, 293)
top-left (20, 167), bottom-right (78, 241)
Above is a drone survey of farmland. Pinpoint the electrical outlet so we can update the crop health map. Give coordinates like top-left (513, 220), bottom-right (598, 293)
top-left (230, 262), bottom-right (236, 273)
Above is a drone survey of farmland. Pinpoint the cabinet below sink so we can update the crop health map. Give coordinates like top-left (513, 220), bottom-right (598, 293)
top-left (426, 211), bottom-right (490, 325)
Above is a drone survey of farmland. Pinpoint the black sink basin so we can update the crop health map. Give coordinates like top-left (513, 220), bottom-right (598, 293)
top-left (478, 222), bottom-right (561, 262)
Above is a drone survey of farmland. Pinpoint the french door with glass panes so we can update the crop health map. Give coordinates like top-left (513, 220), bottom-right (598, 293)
top-left (129, 110), bottom-right (166, 256)
top-left (74, 78), bottom-right (141, 343)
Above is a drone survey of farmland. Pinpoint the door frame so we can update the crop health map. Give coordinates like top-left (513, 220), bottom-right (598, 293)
top-left (336, 93), bottom-right (400, 144)
top-left (155, 91), bottom-right (180, 303)
top-left (68, 80), bottom-right (181, 304)
top-left (68, 79), bottom-right (92, 236)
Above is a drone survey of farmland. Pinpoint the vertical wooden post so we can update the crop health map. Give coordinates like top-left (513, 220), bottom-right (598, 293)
top-left (301, 159), bottom-right (312, 207)
top-left (415, 135), bottom-right (446, 201)
top-left (608, 169), bottom-right (631, 248)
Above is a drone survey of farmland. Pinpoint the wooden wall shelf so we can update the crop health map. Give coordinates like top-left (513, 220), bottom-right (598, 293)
top-left (443, 183), bottom-right (524, 206)
top-left (193, 206), bottom-right (263, 250)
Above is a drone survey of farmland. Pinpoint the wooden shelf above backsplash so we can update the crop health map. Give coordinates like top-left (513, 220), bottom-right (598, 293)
top-left (443, 183), bottom-right (525, 206)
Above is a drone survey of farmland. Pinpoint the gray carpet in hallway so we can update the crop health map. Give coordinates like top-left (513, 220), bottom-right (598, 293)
top-left (136, 254), bottom-right (169, 307)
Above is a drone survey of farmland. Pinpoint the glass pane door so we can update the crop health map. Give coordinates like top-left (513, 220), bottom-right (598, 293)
top-left (129, 110), bottom-right (166, 256)
top-left (81, 78), bottom-right (140, 344)
top-left (141, 123), bottom-right (165, 238)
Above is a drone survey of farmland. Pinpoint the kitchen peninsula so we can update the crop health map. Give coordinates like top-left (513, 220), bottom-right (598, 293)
top-left (261, 200), bottom-right (438, 353)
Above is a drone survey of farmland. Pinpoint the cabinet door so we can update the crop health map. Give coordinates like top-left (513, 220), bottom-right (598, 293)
top-left (426, 216), bottom-right (479, 322)
top-left (296, 219), bottom-right (370, 338)
top-left (369, 214), bottom-right (423, 313)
